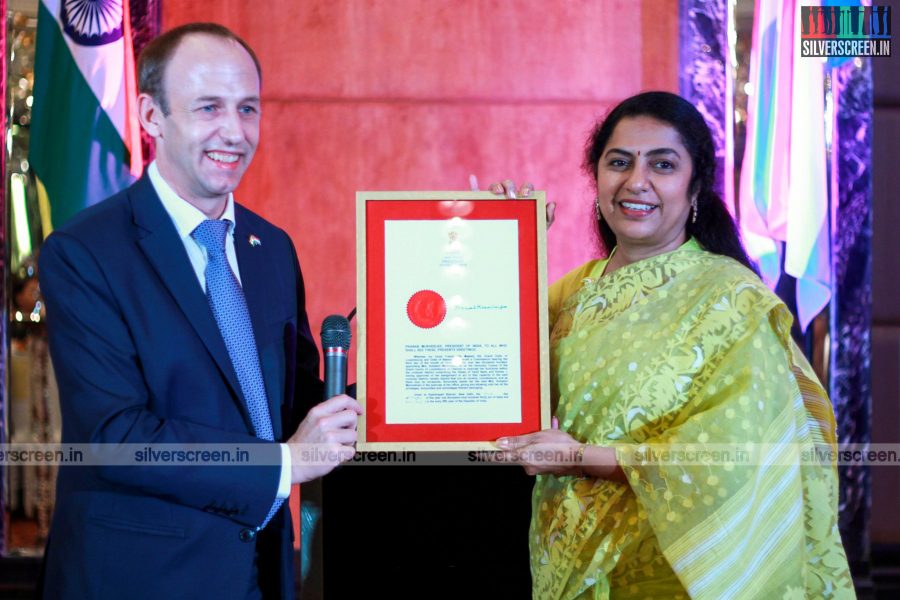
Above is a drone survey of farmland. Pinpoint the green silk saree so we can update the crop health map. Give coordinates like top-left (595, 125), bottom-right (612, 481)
top-left (531, 239), bottom-right (853, 600)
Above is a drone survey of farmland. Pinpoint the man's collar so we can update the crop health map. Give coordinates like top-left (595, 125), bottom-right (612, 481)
top-left (147, 161), bottom-right (236, 240)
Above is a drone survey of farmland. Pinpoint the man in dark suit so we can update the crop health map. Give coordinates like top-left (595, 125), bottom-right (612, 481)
top-left (38, 23), bottom-right (360, 599)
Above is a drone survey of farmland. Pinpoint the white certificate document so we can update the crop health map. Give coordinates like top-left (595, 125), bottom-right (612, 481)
top-left (383, 219), bottom-right (522, 424)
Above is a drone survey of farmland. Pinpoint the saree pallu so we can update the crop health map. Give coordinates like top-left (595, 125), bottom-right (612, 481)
top-left (531, 240), bottom-right (854, 600)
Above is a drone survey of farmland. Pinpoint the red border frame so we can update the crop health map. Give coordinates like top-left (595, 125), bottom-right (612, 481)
top-left (365, 199), bottom-right (541, 443)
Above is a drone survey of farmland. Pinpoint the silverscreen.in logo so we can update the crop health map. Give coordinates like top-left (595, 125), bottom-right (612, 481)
top-left (800, 5), bottom-right (891, 57)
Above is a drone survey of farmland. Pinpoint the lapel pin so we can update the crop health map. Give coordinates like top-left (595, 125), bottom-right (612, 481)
top-left (249, 235), bottom-right (261, 247)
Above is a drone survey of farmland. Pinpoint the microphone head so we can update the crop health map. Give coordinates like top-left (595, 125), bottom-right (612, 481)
top-left (321, 315), bottom-right (351, 351)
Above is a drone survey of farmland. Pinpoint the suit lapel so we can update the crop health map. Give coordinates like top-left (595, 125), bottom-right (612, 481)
top-left (129, 177), bottom-right (255, 432)
top-left (234, 211), bottom-right (284, 440)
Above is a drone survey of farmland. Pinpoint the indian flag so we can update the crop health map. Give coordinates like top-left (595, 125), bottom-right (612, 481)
top-left (30, 0), bottom-right (143, 231)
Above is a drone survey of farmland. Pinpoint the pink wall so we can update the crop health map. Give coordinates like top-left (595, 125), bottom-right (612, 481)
top-left (164, 0), bottom-right (678, 331)
top-left (163, 0), bottom-right (679, 547)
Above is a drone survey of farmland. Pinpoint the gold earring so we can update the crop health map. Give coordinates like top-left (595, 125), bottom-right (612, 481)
top-left (595, 197), bottom-right (603, 222)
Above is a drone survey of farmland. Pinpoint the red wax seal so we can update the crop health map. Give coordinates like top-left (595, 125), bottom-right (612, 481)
top-left (406, 290), bottom-right (447, 329)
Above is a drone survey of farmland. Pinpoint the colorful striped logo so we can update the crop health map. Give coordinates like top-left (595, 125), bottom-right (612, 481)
top-left (800, 5), bottom-right (892, 57)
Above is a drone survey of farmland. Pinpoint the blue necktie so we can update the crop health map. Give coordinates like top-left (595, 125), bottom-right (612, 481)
top-left (192, 219), bottom-right (282, 530)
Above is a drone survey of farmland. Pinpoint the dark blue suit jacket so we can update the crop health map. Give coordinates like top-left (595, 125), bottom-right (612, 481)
top-left (38, 175), bottom-right (322, 599)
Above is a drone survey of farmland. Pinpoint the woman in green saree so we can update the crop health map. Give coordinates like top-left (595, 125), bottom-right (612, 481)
top-left (497, 92), bottom-right (854, 599)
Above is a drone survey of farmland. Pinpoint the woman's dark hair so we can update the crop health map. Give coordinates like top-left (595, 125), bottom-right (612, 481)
top-left (583, 91), bottom-right (755, 272)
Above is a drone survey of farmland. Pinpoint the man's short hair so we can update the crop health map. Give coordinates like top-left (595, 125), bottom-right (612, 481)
top-left (137, 22), bottom-right (262, 115)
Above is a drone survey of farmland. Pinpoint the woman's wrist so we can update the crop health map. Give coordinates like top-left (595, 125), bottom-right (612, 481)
top-left (574, 443), bottom-right (587, 477)
top-left (578, 444), bottom-right (627, 482)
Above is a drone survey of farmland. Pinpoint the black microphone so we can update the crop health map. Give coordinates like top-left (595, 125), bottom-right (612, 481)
top-left (321, 315), bottom-right (351, 399)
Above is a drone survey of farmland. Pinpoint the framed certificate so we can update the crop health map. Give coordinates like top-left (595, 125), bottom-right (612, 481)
top-left (356, 191), bottom-right (550, 451)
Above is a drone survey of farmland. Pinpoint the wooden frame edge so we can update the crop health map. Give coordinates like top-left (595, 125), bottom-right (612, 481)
top-left (355, 190), bottom-right (551, 447)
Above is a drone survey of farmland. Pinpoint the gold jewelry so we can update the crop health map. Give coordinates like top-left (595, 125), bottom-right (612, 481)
top-left (575, 444), bottom-right (587, 477)
top-left (691, 198), bottom-right (698, 224)
top-left (595, 197), bottom-right (603, 222)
